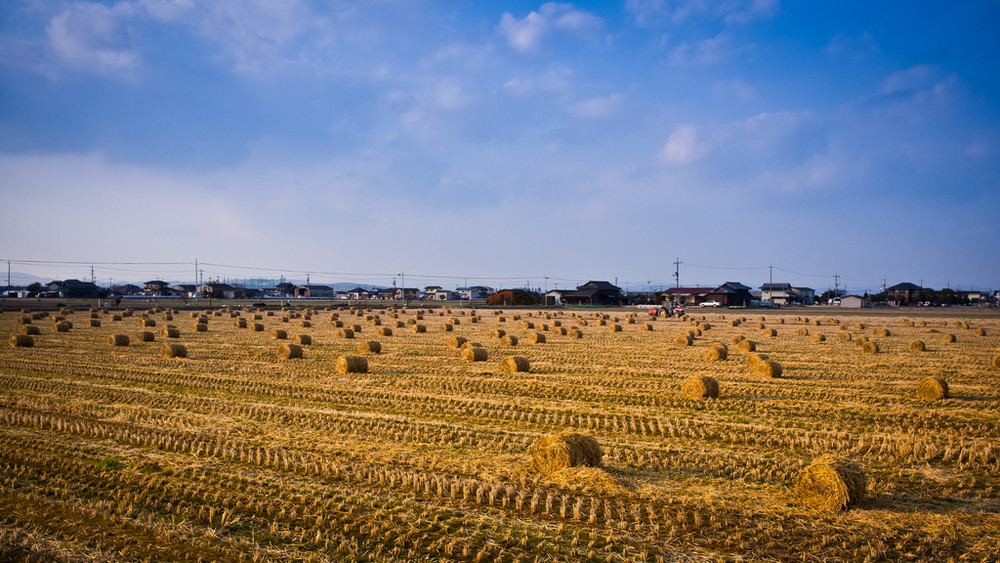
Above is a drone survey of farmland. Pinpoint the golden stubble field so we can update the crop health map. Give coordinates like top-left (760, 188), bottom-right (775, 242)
top-left (1, 303), bottom-right (998, 562)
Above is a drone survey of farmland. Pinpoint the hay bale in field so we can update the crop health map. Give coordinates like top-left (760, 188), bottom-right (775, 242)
top-left (331, 320), bottom-right (344, 328)
top-left (530, 433), bottom-right (602, 474)
top-left (761, 328), bottom-right (777, 337)
top-left (861, 341), bottom-right (879, 354)
top-left (737, 339), bottom-right (756, 353)
top-left (853, 336), bottom-right (869, 347)
top-left (351, 324), bottom-right (362, 333)
top-left (162, 327), bottom-right (180, 338)
top-left (500, 334), bottom-right (518, 346)
top-left (520, 321), bottom-right (535, 329)
top-left (754, 358), bottom-right (783, 378)
top-left (796, 327), bottom-right (809, 336)
top-left (301, 320), bottom-right (312, 328)
top-left (811, 333), bottom-right (826, 343)
top-left (112, 314), bottom-right (122, 321)
top-left (462, 346), bottom-right (488, 362)
top-left (838, 332), bottom-right (852, 342)
top-left (440, 323), bottom-right (454, 332)
top-left (138, 331), bottom-right (155, 342)
top-left (971, 328), bottom-right (986, 336)
top-left (608, 324), bottom-right (622, 332)
top-left (795, 455), bottom-right (866, 512)
top-left (461, 341), bottom-right (482, 350)
top-left (529, 332), bottom-right (546, 344)
top-left (108, 334), bottom-right (129, 346)
top-left (160, 343), bottom-right (187, 359)
top-left (271, 329), bottom-right (288, 340)
top-left (252, 323), bottom-right (265, 332)
top-left (234, 318), bottom-right (248, 328)
top-left (336, 355), bottom-right (368, 374)
top-left (500, 356), bottom-right (530, 372)
top-left (681, 375), bottom-right (719, 399)
top-left (412, 324), bottom-right (427, 333)
top-left (675, 334), bottom-right (693, 346)
top-left (991, 353), bottom-right (1000, 369)
top-left (916, 377), bottom-right (949, 401)
top-left (10, 334), bottom-right (34, 348)
top-left (491, 329), bottom-right (506, 339)
top-left (376, 327), bottom-right (393, 337)
top-left (18, 316), bottom-right (32, 325)
top-left (448, 336), bottom-right (468, 349)
top-left (873, 328), bottom-right (891, 337)
top-left (141, 318), bottom-right (156, 328)
top-left (642, 323), bottom-right (654, 331)
top-left (909, 339), bottom-right (926, 352)
top-left (21, 325), bottom-right (41, 336)
top-left (704, 344), bottom-right (727, 362)
top-left (357, 340), bottom-right (381, 354)
top-left (88, 319), bottom-right (101, 327)
top-left (278, 344), bottom-right (303, 360)
top-left (295, 334), bottom-right (312, 345)
top-left (193, 323), bottom-right (207, 332)
top-left (731, 334), bottom-right (746, 344)
top-left (337, 328), bottom-right (355, 339)
top-left (854, 323), bottom-right (866, 330)
top-left (569, 329), bottom-right (583, 339)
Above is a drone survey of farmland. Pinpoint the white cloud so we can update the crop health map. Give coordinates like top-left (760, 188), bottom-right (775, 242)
top-left (660, 125), bottom-right (707, 164)
top-left (626, 0), bottom-right (780, 26)
top-left (45, 3), bottom-right (140, 76)
top-left (824, 32), bottom-right (879, 59)
top-left (570, 94), bottom-right (623, 118)
top-left (669, 32), bottom-right (744, 66)
top-left (712, 78), bottom-right (755, 101)
top-left (502, 67), bottom-right (574, 97)
top-left (497, 3), bottom-right (603, 53)
top-left (879, 64), bottom-right (941, 95)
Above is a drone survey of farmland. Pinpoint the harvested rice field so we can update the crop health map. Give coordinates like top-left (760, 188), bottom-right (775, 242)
top-left (1, 304), bottom-right (999, 561)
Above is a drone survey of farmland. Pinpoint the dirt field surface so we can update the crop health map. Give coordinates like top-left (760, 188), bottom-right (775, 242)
top-left (2, 303), bottom-right (998, 561)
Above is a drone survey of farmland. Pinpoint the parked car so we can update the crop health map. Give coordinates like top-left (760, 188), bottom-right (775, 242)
top-left (699, 300), bottom-right (722, 308)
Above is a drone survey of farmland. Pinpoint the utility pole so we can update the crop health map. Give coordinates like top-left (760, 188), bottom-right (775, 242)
top-left (833, 273), bottom-right (840, 298)
top-left (673, 258), bottom-right (682, 289)
top-left (194, 258), bottom-right (199, 301)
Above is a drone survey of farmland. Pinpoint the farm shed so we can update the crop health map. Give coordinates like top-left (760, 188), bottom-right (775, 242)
top-left (840, 295), bottom-right (868, 308)
top-left (563, 281), bottom-right (623, 306)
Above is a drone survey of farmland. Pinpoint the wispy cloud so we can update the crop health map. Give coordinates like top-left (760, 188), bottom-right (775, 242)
top-left (626, 0), bottom-right (780, 27)
top-left (45, 3), bottom-right (140, 76)
top-left (497, 3), bottom-right (603, 53)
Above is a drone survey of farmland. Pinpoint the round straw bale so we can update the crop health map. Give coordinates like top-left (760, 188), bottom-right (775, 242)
top-left (278, 344), bottom-right (303, 360)
top-left (440, 323), bottom-right (454, 332)
top-left (909, 339), bottom-right (926, 352)
top-left (412, 324), bottom-right (426, 333)
top-left (861, 341), bottom-right (879, 354)
top-left (796, 327), bottom-right (809, 336)
top-left (853, 336), bottom-right (869, 347)
top-left (675, 334), bottom-right (693, 346)
top-left (761, 328), bottom-right (777, 337)
top-left (491, 329), bottom-right (506, 339)
top-left (795, 455), bottom-right (866, 512)
top-left (940, 333), bottom-right (956, 343)
top-left (608, 324), bottom-right (622, 332)
top-left (375, 327), bottom-right (393, 337)
top-left (872, 328), bottom-right (890, 337)
top-left (754, 359), bottom-right (783, 378)
top-left (681, 375), bottom-right (719, 399)
top-left (336, 355), bottom-right (368, 374)
top-left (18, 316), bottom-right (32, 325)
top-left (295, 334), bottom-right (312, 345)
top-left (569, 329), bottom-right (583, 339)
top-left (529, 332), bottom-right (546, 344)
top-left (500, 356), bottom-right (530, 372)
top-left (337, 328), bottom-right (355, 339)
top-left (193, 323), bottom-right (207, 332)
top-left (520, 321), bottom-right (535, 329)
top-left (88, 319), bottom-right (101, 327)
top-left (108, 334), bottom-right (129, 346)
top-left (162, 327), bottom-right (180, 338)
top-left (461, 341), bottom-right (482, 350)
top-left (811, 333), bottom-right (826, 343)
top-left (331, 320), bottom-right (344, 328)
top-left (838, 332), bottom-right (852, 342)
top-left (737, 339), bottom-right (756, 353)
top-left (530, 433), bottom-right (602, 474)
top-left (730, 334), bottom-right (746, 344)
top-left (10, 334), bottom-right (34, 348)
top-left (252, 323), bottom-right (265, 332)
top-left (642, 323), bottom-right (653, 331)
top-left (992, 353), bottom-right (1000, 369)
top-left (160, 343), bottom-right (187, 359)
top-left (138, 331), bottom-right (155, 342)
top-left (704, 344), bottom-right (727, 362)
top-left (270, 329), bottom-right (288, 340)
top-left (357, 340), bottom-right (381, 354)
top-left (234, 318), bottom-right (247, 328)
top-left (300, 320), bottom-right (312, 328)
top-left (500, 334), bottom-right (518, 346)
top-left (462, 346), bottom-right (488, 362)
top-left (21, 325), bottom-right (41, 336)
top-left (916, 377), bottom-right (949, 401)
top-left (448, 336), bottom-right (468, 349)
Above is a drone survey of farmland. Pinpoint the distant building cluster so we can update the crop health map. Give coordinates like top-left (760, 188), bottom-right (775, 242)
top-left (2, 278), bottom-right (996, 308)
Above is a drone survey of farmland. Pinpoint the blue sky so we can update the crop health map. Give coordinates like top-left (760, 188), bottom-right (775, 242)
top-left (1, 1), bottom-right (998, 293)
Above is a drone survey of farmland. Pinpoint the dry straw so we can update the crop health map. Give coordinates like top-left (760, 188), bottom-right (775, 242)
top-left (252, 323), bottom-right (265, 332)
top-left (138, 331), bottom-right (155, 342)
top-left (529, 332), bottom-right (546, 344)
top-left (642, 323), bottom-right (654, 331)
top-left (10, 334), bottom-right (34, 348)
top-left (754, 358), bottom-right (783, 378)
top-left (609, 324), bottom-right (622, 332)
top-left (737, 339), bottom-right (756, 353)
top-left (530, 433), bottom-right (602, 474)
top-left (940, 333), bottom-right (956, 343)
top-left (337, 328), bottom-right (355, 339)
top-left (681, 375), bottom-right (719, 399)
top-left (448, 336), bottom-right (468, 349)
top-left (271, 329), bottom-right (288, 340)
top-left (569, 329), bottom-right (583, 339)
top-left (412, 324), bottom-right (427, 333)
top-left (108, 334), bottom-right (129, 346)
top-left (461, 346), bottom-right (488, 362)
top-left (500, 356), bottom-right (530, 372)
top-left (278, 344), bottom-right (303, 360)
top-left (909, 339), bottom-right (926, 352)
top-left (376, 327), bottom-right (393, 337)
top-left (357, 340), bottom-right (382, 354)
top-left (89, 319), bottom-right (101, 327)
top-left (838, 332), bottom-right (852, 342)
top-left (336, 355), bottom-right (368, 373)
top-left (296, 334), bottom-right (312, 346)
top-left (500, 334), bottom-right (519, 346)
top-left (916, 377), bottom-right (949, 400)
top-left (163, 327), bottom-right (181, 338)
top-left (811, 333), bottom-right (826, 343)
top-left (675, 334), bottom-right (693, 346)
top-left (991, 353), bottom-right (1000, 368)
top-left (795, 455), bottom-right (866, 512)
top-left (861, 341), bottom-right (879, 354)
top-left (160, 343), bottom-right (187, 359)
top-left (234, 319), bottom-right (247, 328)
top-left (193, 323), bottom-right (207, 332)
top-left (762, 328), bottom-right (777, 337)
top-left (491, 329), bottom-right (506, 339)
top-left (796, 327), bottom-right (809, 336)
top-left (21, 325), bottom-right (41, 336)
top-left (704, 344), bottom-right (728, 362)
